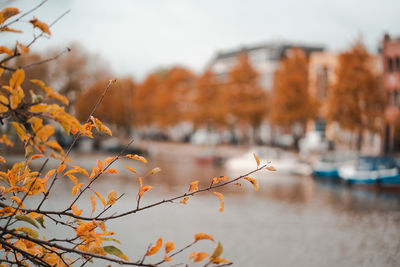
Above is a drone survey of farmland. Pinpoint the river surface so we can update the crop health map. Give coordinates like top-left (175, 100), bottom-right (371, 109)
top-left (6, 144), bottom-right (400, 267)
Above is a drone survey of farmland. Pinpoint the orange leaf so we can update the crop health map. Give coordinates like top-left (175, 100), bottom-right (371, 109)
top-left (0, 46), bottom-right (13, 55)
top-left (76, 222), bottom-right (95, 236)
top-left (71, 166), bottom-right (89, 177)
top-left (72, 183), bottom-right (84, 196)
top-left (104, 169), bottom-right (119, 174)
top-left (10, 68), bottom-right (25, 89)
top-left (180, 196), bottom-right (189, 205)
top-left (107, 190), bottom-right (117, 205)
top-left (95, 192), bottom-right (106, 206)
top-left (97, 160), bottom-right (104, 171)
top-left (146, 238), bottom-right (162, 256)
top-left (0, 156), bottom-right (5, 163)
top-left (46, 140), bottom-right (63, 154)
top-left (194, 233), bottom-right (215, 242)
top-left (0, 134), bottom-right (13, 147)
top-left (30, 154), bottom-right (43, 161)
top-left (138, 185), bottom-right (152, 198)
top-left (253, 153), bottom-right (260, 167)
top-left (29, 17), bottom-right (51, 35)
top-left (100, 124), bottom-right (112, 136)
top-left (104, 156), bottom-right (117, 166)
top-left (16, 42), bottom-right (29, 55)
top-left (165, 241), bottom-right (176, 254)
top-left (66, 174), bottom-right (78, 185)
top-left (213, 192), bottom-right (224, 212)
top-left (148, 167), bottom-right (161, 175)
top-left (57, 163), bottom-right (66, 174)
top-left (71, 205), bottom-right (82, 216)
top-left (266, 165), bottom-right (276, 171)
top-left (0, 8), bottom-right (20, 24)
top-left (164, 256), bottom-right (172, 262)
top-left (126, 154), bottom-right (147, 163)
top-left (189, 180), bottom-right (199, 192)
top-left (212, 176), bottom-right (228, 185)
top-left (125, 165), bottom-right (136, 173)
top-left (244, 177), bottom-right (259, 192)
top-left (189, 252), bottom-right (209, 262)
top-left (138, 177), bottom-right (143, 187)
top-left (89, 194), bottom-right (96, 214)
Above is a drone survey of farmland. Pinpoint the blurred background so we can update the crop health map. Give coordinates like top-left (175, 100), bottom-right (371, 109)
top-left (1, 0), bottom-right (400, 266)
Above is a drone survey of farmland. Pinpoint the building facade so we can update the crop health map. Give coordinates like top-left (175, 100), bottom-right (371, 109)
top-left (382, 34), bottom-right (400, 153)
top-left (208, 41), bottom-right (324, 91)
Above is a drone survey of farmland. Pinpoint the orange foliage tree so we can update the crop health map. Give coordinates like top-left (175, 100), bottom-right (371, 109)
top-left (270, 48), bottom-right (316, 135)
top-left (0, 3), bottom-right (275, 266)
top-left (325, 42), bottom-right (385, 150)
top-left (192, 70), bottom-right (225, 128)
top-left (224, 54), bottom-right (268, 141)
top-left (75, 78), bottom-right (136, 133)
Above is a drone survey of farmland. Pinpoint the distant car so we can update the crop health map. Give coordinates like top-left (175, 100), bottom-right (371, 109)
top-left (312, 151), bottom-right (358, 178)
top-left (338, 156), bottom-right (400, 186)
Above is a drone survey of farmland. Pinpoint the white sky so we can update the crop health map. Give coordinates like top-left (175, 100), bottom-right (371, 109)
top-left (3, 0), bottom-right (400, 80)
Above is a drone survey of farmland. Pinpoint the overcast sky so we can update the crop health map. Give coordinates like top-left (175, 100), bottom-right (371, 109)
top-left (3, 0), bottom-right (400, 80)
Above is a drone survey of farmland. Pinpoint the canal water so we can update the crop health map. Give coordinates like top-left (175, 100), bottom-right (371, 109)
top-left (11, 144), bottom-right (400, 266)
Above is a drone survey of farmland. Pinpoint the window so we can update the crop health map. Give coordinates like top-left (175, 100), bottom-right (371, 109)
top-left (387, 91), bottom-right (392, 105)
top-left (395, 90), bottom-right (399, 106)
top-left (396, 56), bottom-right (400, 71)
top-left (388, 57), bottom-right (394, 72)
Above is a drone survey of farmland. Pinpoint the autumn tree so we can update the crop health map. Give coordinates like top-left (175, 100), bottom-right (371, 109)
top-left (75, 78), bottom-right (136, 134)
top-left (325, 42), bottom-right (385, 150)
top-left (224, 54), bottom-right (268, 142)
top-left (152, 67), bottom-right (195, 127)
top-left (270, 48), bottom-right (316, 140)
top-left (192, 70), bottom-right (225, 128)
top-left (0, 3), bottom-right (274, 266)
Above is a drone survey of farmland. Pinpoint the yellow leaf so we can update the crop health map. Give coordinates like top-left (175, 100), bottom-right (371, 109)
top-left (266, 165), bottom-right (276, 171)
top-left (189, 252), bottom-right (209, 262)
top-left (0, 46), bottom-right (13, 55)
top-left (36, 124), bottom-right (54, 142)
top-left (180, 196), bottom-right (189, 205)
top-left (103, 246), bottom-right (129, 261)
top-left (213, 192), bottom-right (224, 212)
top-left (89, 194), bottom-right (96, 214)
top-left (148, 167), bottom-right (161, 175)
top-left (0, 134), bottom-right (13, 147)
top-left (244, 177), bottom-right (259, 192)
top-left (29, 17), bottom-right (51, 35)
top-left (101, 124), bottom-right (112, 136)
top-left (146, 238), bottom-right (162, 256)
top-left (253, 153), bottom-right (260, 167)
top-left (165, 241), bottom-right (176, 254)
top-left (212, 176), bottom-right (228, 185)
top-left (211, 257), bottom-right (229, 264)
top-left (10, 68), bottom-right (24, 90)
top-left (72, 165), bottom-right (89, 177)
top-left (194, 233), bottom-right (215, 242)
top-left (16, 227), bottom-right (38, 238)
top-left (97, 159), bottom-right (104, 171)
top-left (138, 185), bottom-right (152, 198)
top-left (46, 140), bottom-right (63, 154)
top-left (126, 154), bottom-right (147, 163)
top-left (95, 192), bottom-right (106, 206)
top-left (107, 190), bottom-right (117, 205)
top-left (72, 183), bottom-right (84, 196)
top-left (11, 122), bottom-right (26, 141)
top-left (125, 165), bottom-right (136, 173)
top-left (76, 222), bottom-right (95, 236)
top-left (210, 241), bottom-right (223, 260)
top-left (189, 180), bottom-right (199, 192)
top-left (10, 196), bottom-right (25, 209)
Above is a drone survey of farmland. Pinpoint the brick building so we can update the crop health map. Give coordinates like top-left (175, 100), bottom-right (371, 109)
top-left (382, 34), bottom-right (400, 153)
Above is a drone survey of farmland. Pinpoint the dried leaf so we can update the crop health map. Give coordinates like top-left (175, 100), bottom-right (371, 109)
top-left (0, 46), bottom-right (13, 55)
top-left (213, 192), bottom-right (224, 212)
top-left (212, 176), bottom-right (228, 185)
top-left (95, 192), bottom-right (106, 206)
top-left (138, 185), bottom-right (152, 198)
top-left (72, 205), bottom-right (82, 216)
top-left (210, 241), bottom-right (223, 259)
top-left (126, 154), bottom-right (147, 163)
top-left (146, 238), bottom-right (162, 256)
top-left (189, 252), bottom-right (209, 262)
top-left (104, 156), bottom-right (117, 166)
top-left (0, 7), bottom-right (20, 23)
top-left (189, 180), bottom-right (199, 192)
top-left (16, 227), bottom-right (38, 238)
top-left (89, 194), bottom-right (96, 214)
top-left (180, 196), bottom-right (189, 204)
top-left (57, 163), bottom-right (66, 174)
top-left (194, 233), bottom-right (215, 242)
top-left (148, 167), bottom-right (161, 175)
top-left (15, 215), bottom-right (39, 228)
top-left (165, 241), bottom-right (176, 254)
top-left (244, 177), bottom-right (259, 192)
top-left (29, 17), bottom-right (51, 35)
top-left (266, 165), bottom-right (276, 171)
top-left (16, 42), bottom-right (29, 55)
top-left (72, 183), bottom-right (84, 196)
top-left (125, 165), bottom-right (136, 173)
top-left (253, 153), bottom-right (260, 167)
top-left (107, 190), bottom-right (117, 205)
top-left (104, 169), bottom-right (119, 174)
